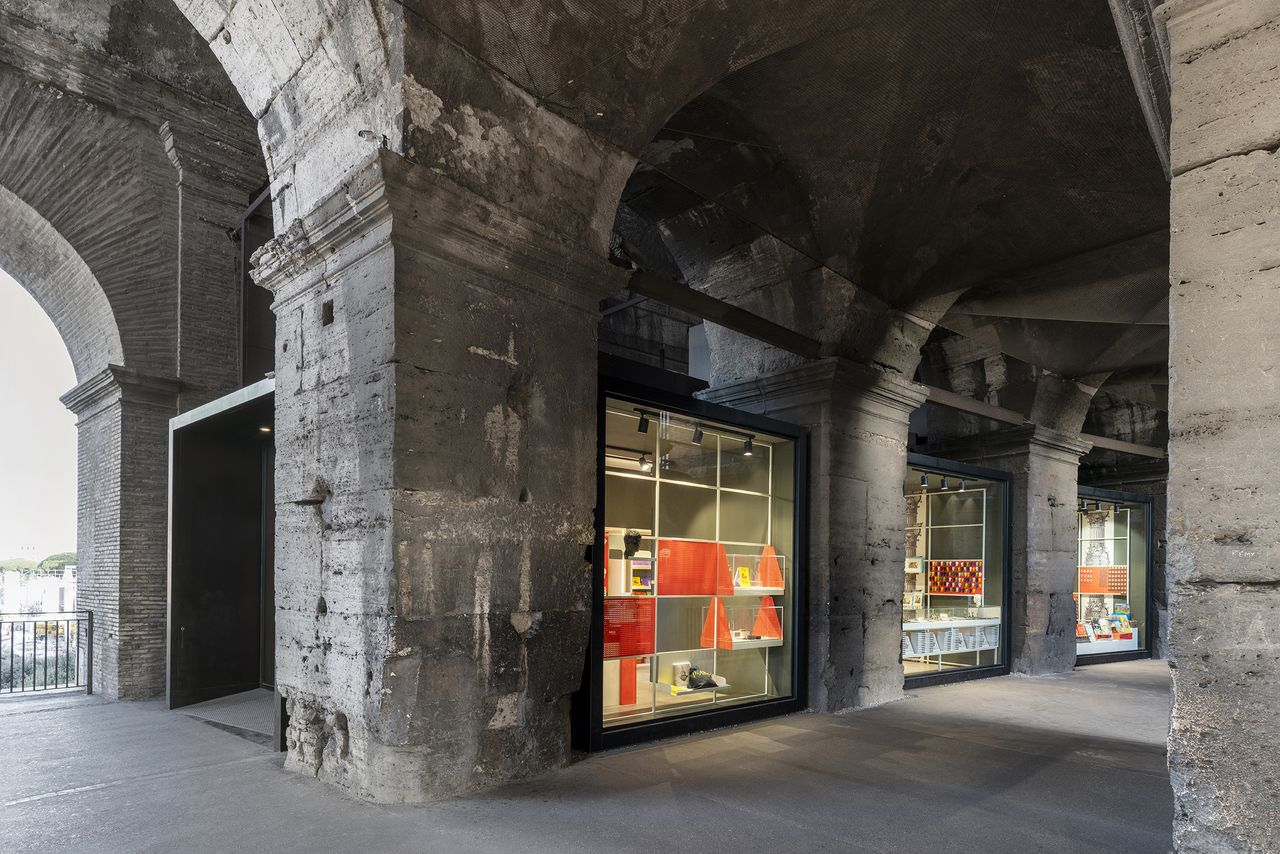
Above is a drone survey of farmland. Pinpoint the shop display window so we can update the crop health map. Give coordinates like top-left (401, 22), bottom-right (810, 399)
top-left (1075, 496), bottom-right (1149, 656)
top-left (600, 397), bottom-right (797, 729)
top-left (901, 464), bottom-right (1007, 677)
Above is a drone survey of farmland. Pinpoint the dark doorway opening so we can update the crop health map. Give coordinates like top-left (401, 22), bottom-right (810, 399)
top-left (168, 383), bottom-right (278, 744)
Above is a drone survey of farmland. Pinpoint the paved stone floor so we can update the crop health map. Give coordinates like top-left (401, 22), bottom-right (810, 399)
top-left (0, 661), bottom-right (1172, 853)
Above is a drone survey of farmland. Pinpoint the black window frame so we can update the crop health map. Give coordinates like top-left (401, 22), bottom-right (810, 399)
top-left (1073, 485), bottom-right (1155, 665)
top-left (902, 452), bottom-right (1013, 690)
top-left (575, 371), bottom-right (809, 751)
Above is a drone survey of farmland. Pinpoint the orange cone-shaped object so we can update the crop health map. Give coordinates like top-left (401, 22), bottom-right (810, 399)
top-left (700, 598), bottom-right (733, 650)
top-left (752, 595), bottom-right (783, 639)
top-left (759, 546), bottom-right (784, 589)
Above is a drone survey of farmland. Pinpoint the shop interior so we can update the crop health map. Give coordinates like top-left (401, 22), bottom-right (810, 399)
top-left (901, 464), bottom-right (1007, 677)
top-left (1076, 496), bottom-right (1149, 656)
top-left (599, 398), bottom-right (797, 729)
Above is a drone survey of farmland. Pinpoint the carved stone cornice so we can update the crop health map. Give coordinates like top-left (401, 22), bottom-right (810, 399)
top-left (160, 121), bottom-right (265, 208)
top-left (928, 425), bottom-right (1094, 467)
top-left (700, 357), bottom-right (928, 421)
top-left (60, 365), bottom-right (182, 420)
top-left (252, 150), bottom-right (629, 312)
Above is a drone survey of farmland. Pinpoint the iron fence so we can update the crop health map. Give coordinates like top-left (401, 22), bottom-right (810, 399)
top-left (0, 610), bottom-right (92, 694)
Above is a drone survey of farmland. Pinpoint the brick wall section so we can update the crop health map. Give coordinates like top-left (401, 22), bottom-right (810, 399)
top-left (1, 16), bottom-right (264, 700)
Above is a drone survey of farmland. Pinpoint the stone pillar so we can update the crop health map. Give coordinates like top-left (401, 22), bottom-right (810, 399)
top-left (1161, 1), bottom-right (1280, 848)
top-left (61, 366), bottom-right (181, 699)
top-left (254, 151), bottom-right (623, 802)
top-left (934, 426), bottom-right (1091, 675)
top-left (703, 358), bottom-right (927, 711)
top-left (160, 121), bottom-right (266, 406)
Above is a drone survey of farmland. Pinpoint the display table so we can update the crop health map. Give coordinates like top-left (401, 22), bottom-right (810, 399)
top-left (902, 617), bottom-right (1000, 663)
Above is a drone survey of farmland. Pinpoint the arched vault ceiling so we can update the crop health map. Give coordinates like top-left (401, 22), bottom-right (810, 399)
top-left (616, 0), bottom-right (1169, 381)
top-left (400, 0), bottom-right (846, 150)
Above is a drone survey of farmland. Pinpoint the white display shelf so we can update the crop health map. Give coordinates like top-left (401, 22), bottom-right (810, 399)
top-left (726, 586), bottom-right (785, 597)
top-left (902, 618), bottom-right (1000, 658)
top-left (662, 683), bottom-right (729, 697)
top-left (902, 617), bottom-right (1000, 631)
top-left (727, 636), bottom-right (784, 650)
top-left (1077, 636), bottom-right (1139, 655)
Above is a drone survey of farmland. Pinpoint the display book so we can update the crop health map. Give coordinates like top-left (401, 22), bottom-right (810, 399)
top-left (1076, 509), bottom-right (1138, 651)
top-left (604, 530), bottom-right (786, 698)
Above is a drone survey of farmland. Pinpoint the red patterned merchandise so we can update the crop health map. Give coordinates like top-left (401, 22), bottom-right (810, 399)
top-left (1078, 565), bottom-right (1128, 595)
top-left (927, 560), bottom-right (984, 596)
top-left (603, 597), bottom-right (655, 658)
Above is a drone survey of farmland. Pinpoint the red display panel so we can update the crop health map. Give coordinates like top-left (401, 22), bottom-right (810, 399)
top-left (603, 598), bottom-right (655, 658)
top-left (656, 540), bottom-right (733, 595)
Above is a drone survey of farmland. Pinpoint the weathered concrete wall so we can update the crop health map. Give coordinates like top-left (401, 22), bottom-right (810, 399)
top-left (704, 359), bottom-right (926, 711)
top-left (256, 150), bottom-right (627, 801)
top-left (1161, 0), bottom-right (1280, 849)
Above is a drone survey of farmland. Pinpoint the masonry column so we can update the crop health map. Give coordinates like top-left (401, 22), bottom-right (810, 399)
top-left (254, 150), bottom-right (626, 802)
top-left (61, 367), bottom-right (180, 699)
top-left (703, 358), bottom-right (927, 710)
top-left (933, 427), bottom-right (1092, 675)
top-left (1161, 1), bottom-right (1280, 848)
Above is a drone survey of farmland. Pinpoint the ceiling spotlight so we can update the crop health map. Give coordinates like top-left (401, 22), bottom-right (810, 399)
top-left (637, 412), bottom-right (650, 433)
top-left (920, 474), bottom-right (930, 489)
top-left (258, 425), bottom-right (272, 433)
top-left (692, 424), bottom-right (704, 445)
top-left (742, 437), bottom-right (754, 457)
top-left (959, 479), bottom-right (966, 491)
top-left (941, 476), bottom-right (950, 490)
top-left (639, 453), bottom-right (653, 473)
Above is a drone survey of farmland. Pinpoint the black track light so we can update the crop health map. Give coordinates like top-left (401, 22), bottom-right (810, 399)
top-left (692, 424), bottom-right (704, 445)
top-left (637, 412), bottom-right (650, 433)
top-left (742, 436), bottom-right (754, 457)
top-left (959, 479), bottom-right (966, 491)
top-left (920, 474), bottom-right (929, 489)
top-left (941, 476), bottom-right (950, 490)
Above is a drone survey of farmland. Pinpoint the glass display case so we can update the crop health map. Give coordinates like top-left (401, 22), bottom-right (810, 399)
top-left (1075, 494), bottom-right (1149, 657)
top-left (901, 460), bottom-right (1008, 678)
top-left (597, 394), bottom-right (801, 735)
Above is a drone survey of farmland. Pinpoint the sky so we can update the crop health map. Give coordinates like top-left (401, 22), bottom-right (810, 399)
top-left (0, 268), bottom-right (77, 562)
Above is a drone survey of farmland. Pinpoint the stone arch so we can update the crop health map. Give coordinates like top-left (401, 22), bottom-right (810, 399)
top-left (0, 184), bottom-right (123, 381)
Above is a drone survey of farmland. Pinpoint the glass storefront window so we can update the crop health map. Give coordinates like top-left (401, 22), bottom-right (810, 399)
top-left (600, 397), bottom-right (797, 729)
top-left (1075, 497), bottom-right (1148, 656)
top-left (901, 464), bottom-right (1007, 677)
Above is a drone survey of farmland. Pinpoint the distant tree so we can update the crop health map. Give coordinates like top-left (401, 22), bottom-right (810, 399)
top-left (0, 558), bottom-right (37, 572)
top-left (38, 552), bottom-right (77, 573)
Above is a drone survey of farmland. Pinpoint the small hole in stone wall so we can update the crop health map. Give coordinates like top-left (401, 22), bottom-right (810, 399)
top-left (321, 300), bottom-right (335, 326)
top-left (316, 596), bottom-right (328, 616)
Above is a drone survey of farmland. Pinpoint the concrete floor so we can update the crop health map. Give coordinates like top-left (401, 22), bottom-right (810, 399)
top-left (0, 661), bottom-right (1173, 853)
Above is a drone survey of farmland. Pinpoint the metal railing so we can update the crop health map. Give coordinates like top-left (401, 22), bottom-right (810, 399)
top-left (0, 610), bottom-right (93, 695)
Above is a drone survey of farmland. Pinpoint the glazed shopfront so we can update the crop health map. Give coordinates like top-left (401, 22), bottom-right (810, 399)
top-left (578, 376), bottom-right (807, 749)
top-left (1075, 487), bottom-right (1153, 662)
top-left (901, 455), bottom-right (1011, 685)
